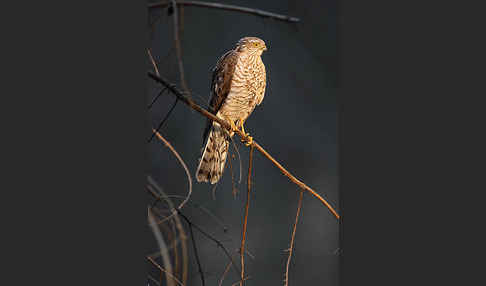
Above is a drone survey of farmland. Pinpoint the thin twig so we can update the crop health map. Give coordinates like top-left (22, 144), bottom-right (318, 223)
top-left (176, 209), bottom-right (241, 277)
top-left (147, 210), bottom-right (177, 282)
top-left (254, 142), bottom-right (339, 219)
top-left (218, 259), bottom-right (233, 286)
top-left (148, 48), bottom-right (160, 76)
top-left (197, 204), bottom-right (230, 233)
top-left (148, 1), bottom-right (300, 23)
top-left (179, 5), bottom-right (185, 35)
top-left (230, 136), bottom-right (243, 184)
top-left (151, 129), bottom-right (192, 212)
top-left (188, 223), bottom-right (205, 286)
top-left (148, 208), bottom-right (175, 286)
top-left (170, 0), bottom-right (191, 98)
top-left (284, 190), bottom-right (304, 286)
top-left (148, 274), bottom-right (161, 286)
top-left (147, 177), bottom-right (189, 285)
top-left (231, 276), bottom-right (252, 286)
top-left (169, 216), bottom-right (180, 282)
top-left (228, 150), bottom-right (237, 198)
top-left (240, 145), bottom-right (254, 286)
top-left (147, 256), bottom-right (184, 286)
top-left (148, 97), bottom-right (178, 142)
top-left (147, 25), bottom-right (178, 142)
top-left (147, 233), bottom-right (184, 258)
top-left (148, 87), bottom-right (168, 109)
top-left (148, 71), bottom-right (340, 219)
top-left (150, 192), bottom-right (231, 232)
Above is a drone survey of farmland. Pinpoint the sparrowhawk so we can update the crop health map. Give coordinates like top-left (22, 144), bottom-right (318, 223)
top-left (196, 37), bottom-right (267, 184)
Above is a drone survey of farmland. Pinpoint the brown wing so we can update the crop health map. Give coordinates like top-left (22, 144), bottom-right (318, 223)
top-left (202, 49), bottom-right (239, 143)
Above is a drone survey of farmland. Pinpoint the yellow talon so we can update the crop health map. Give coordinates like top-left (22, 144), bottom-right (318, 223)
top-left (244, 135), bottom-right (253, 146)
top-left (230, 121), bottom-right (238, 132)
top-left (238, 117), bottom-right (253, 146)
top-left (239, 117), bottom-right (249, 136)
top-left (240, 120), bottom-right (246, 135)
top-left (224, 115), bottom-right (238, 133)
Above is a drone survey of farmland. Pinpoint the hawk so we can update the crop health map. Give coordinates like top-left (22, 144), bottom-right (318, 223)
top-left (196, 37), bottom-right (267, 184)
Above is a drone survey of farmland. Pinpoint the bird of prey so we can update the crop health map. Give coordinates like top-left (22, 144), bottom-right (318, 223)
top-left (196, 37), bottom-right (267, 184)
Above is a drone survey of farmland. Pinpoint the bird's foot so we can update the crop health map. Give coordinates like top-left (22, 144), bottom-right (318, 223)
top-left (229, 121), bottom-right (238, 133)
top-left (238, 117), bottom-right (253, 146)
top-left (239, 118), bottom-right (247, 135)
top-left (242, 135), bottom-right (253, 147)
top-left (223, 115), bottom-right (238, 134)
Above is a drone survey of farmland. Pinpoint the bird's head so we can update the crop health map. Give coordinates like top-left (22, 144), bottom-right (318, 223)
top-left (236, 37), bottom-right (267, 55)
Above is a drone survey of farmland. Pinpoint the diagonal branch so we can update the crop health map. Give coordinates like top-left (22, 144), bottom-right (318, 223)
top-left (148, 71), bottom-right (340, 220)
top-left (148, 97), bottom-right (178, 143)
top-left (218, 258), bottom-right (234, 286)
top-left (148, 87), bottom-right (168, 109)
top-left (148, 48), bottom-right (160, 76)
top-left (147, 256), bottom-right (184, 286)
top-left (148, 1), bottom-right (300, 23)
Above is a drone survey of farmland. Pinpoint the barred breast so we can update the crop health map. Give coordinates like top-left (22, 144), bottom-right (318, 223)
top-left (217, 53), bottom-right (266, 124)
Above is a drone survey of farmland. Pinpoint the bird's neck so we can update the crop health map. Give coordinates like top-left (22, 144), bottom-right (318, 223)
top-left (241, 52), bottom-right (261, 64)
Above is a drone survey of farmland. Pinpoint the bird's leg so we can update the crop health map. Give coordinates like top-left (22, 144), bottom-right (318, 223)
top-left (239, 118), bottom-right (247, 135)
top-left (239, 117), bottom-right (253, 146)
top-left (223, 114), bottom-right (238, 135)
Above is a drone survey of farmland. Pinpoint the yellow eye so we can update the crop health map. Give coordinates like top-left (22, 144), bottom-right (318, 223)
top-left (253, 42), bottom-right (258, 47)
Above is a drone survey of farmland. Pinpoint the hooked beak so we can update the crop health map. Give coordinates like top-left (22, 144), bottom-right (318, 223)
top-left (263, 45), bottom-right (268, 51)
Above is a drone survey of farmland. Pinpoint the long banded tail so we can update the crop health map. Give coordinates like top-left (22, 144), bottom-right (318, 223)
top-left (196, 122), bottom-right (230, 184)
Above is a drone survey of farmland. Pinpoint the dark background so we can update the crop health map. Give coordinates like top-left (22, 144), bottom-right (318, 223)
top-left (8, 0), bottom-right (484, 285)
top-left (148, 1), bottom-right (339, 285)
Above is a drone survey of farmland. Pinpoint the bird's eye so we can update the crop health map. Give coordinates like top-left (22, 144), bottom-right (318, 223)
top-left (253, 42), bottom-right (258, 47)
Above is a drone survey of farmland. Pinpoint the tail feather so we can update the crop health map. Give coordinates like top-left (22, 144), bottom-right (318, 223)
top-left (196, 122), bottom-right (230, 184)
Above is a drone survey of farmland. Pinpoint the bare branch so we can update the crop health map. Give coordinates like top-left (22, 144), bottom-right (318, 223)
top-left (188, 222), bottom-right (206, 286)
top-left (229, 136), bottom-right (243, 184)
top-left (170, 0), bottom-right (191, 98)
top-left (176, 209), bottom-right (241, 277)
top-left (148, 208), bottom-right (175, 286)
top-left (147, 47), bottom-right (179, 143)
top-left (151, 130), bottom-right (193, 212)
top-left (254, 141), bottom-right (340, 219)
top-left (147, 256), bottom-right (185, 286)
top-left (231, 276), bottom-right (252, 286)
top-left (168, 215), bottom-right (180, 281)
top-left (151, 193), bottom-right (231, 232)
top-left (228, 150), bottom-right (237, 197)
top-left (148, 97), bottom-right (178, 143)
top-left (148, 87), bottom-right (168, 109)
top-left (240, 145), bottom-right (254, 286)
top-left (148, 274), bottom-right (161, 286)
top-left (148, 71), bottom-right (340, 220)
top-left (148, 48), bottom-right (160, 76)
top-left (149, 1), bottom-right (300, 23)
top-left (147, 178), bottom-right (189, 285)
top-left (218, 259), bottom-right (233, 286)
top-left (284, 190), bottom-right (303, 286)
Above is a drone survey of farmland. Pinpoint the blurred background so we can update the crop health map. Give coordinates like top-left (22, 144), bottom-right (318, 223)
top-left (147, 0), bottom-right (338, 285)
